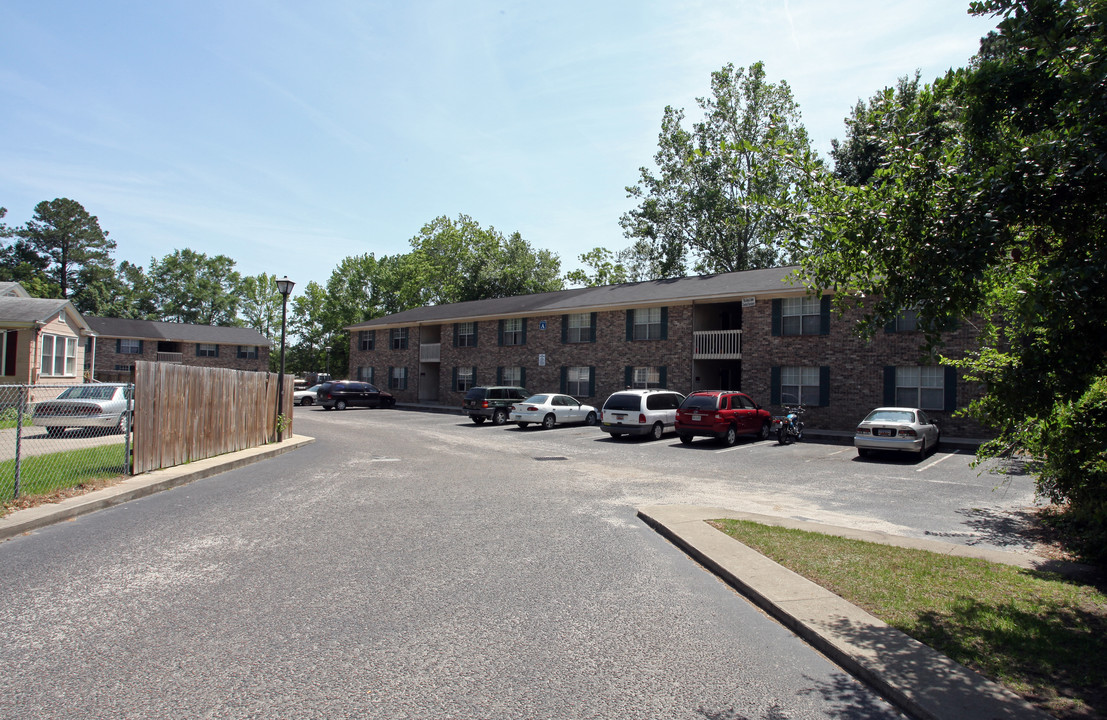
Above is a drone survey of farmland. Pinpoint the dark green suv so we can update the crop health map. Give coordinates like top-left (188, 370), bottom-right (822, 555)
top-left (463, 386), bottom-right (528, 425)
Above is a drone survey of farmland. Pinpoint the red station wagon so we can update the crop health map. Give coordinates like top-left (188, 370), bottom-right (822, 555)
top-left (675, 390), bottom-right (773, 446)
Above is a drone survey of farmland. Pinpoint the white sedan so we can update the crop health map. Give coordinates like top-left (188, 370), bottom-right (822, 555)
top-left (854, 407), bottom-right (941, 460)
top-left (509, 394), bottom-right (598, 430)
top-left (293, 384), bottom-right (321, 406)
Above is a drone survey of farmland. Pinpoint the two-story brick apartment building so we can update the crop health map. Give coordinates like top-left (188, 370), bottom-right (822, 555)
top-left (86, 316), bottom-right (271, 381)
top-left (346, 266), bottom-right (985, 435)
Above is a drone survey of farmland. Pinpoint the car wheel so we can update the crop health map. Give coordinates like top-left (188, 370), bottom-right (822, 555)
top-left (584, 411), bottom-right (597, 426)
top-left (722, 425), bottom-right (737, 446)
top-left (46, 426), bottom-right (65, 437)
top-left (542, 414), bottom-right (556, 430)
top-left (857, 447), bottom-right (870, 458)
top-left (492, 409), bottom-right (508, 426)
top-left (300, 397), bottom-right (313, 406)
top-left (115, 413), bottom-right (127, 434)
top-left (517, 422), bottom-right (529, 429)
top-left (471, 416), bottom-right (486, 424)
top-left (918, 441), bottom-right (928, 462)
top-left (336, 400), bottom-right (347, 411)
top-left (758, 421), bottom-right (771, 441)
top-left (650, 422), bottom-right (663, 441)
top-left (610, 432), bottom-right (624, 439)
top-left (679, 434), bottom-right (693, 445)
top-left (934, 430), bottom-right (941, 452)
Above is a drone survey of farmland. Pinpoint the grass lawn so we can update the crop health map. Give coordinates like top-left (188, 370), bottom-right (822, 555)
top-left (710, 519), bottom-right (1107, 719)
top-left (1, 443), bottom-right (128, 514)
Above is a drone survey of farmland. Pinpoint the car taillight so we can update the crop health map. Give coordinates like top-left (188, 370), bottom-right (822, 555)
top-left (900, 428), bottom-right (918, 438)
top-left (526, 406), bottom-right (539, 412)
top-left (856, 427), bottom-right (870, 435)
top-left (481, 400), bottom-right (489, 408)
top-left (639, 413), bottom-right (646, 423)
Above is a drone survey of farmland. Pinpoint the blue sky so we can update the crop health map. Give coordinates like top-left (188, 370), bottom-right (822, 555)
top-left (1, 1), bottom-right (1000, 298)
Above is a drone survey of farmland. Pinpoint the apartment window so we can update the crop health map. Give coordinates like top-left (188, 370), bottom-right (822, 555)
top-left (564, 366), bottom-right (593, 397)
top-left (780, 366), bottom-right (820, 406)
top-left (781, 296), bottom-right (821, 336)
top-left (455, 366), bottom-right (475, 392)
top-left (114, 364), bottom-right (135, 372)
top-left (565, 313), bottom-right (593, 343)
top-left (456, 322), bottom-right (477, 347)
top-left (630, 366), bottom-right (661, 389)
top-left (500, 318), bottom-right (525, 346)
top-left (389, 366), bottom-right (408, 390)
top-left (358, 331), bottom-right (375, 351)
top-left (357, 366), bottom-right (374, 383)
top-left (118, 338), bottom-right (143, 355)
top-left (197, 343), bottom-right (219, 358)
top-left (498, 366), bottom-right (523, 387)
top-left (390, 328), bottom-right (408, 350)
top-left (631, 307), bottom-right (663, 340)
top-left (893, 308), bottom-right (919, 332)
top-left (237, 346), bottom-right (259, 359)
top-left (40, 334), bottom-right (77, 377)
top-left (895, 366), bottom-right (945, 410)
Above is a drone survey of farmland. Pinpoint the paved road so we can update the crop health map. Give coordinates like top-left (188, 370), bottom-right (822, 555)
top-left (0, 408), bottom-right (1041, 719)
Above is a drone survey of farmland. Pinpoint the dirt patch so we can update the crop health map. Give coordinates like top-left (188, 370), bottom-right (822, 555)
top-left (2, 475), bottom-right (127, 518)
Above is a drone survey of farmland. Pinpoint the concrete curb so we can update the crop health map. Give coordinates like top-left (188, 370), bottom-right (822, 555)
top-left (637, 505), bottom-right (1054, 720)
top-left (0, 435), bottom-right (316, 542)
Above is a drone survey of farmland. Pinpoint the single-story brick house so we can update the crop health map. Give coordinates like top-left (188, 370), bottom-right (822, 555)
top-left (345, 265), bottom-right (986, 436)
top-left (0, 282), bottom-right (95, 386)
top-left (86, 316), bottom-right (271, 382)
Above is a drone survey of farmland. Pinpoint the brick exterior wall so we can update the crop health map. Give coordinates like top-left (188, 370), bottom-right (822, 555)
top-left (92, 337), bottom-right (270, 381)
top-left (348, 295), bottom-right (988, 436)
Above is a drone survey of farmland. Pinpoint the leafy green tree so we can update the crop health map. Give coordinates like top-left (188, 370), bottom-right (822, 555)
top-left (149, 249), bottom-right (241, 325)
top-left (115, 261), bottom-right (160, 319)
top-left (288, 281), bottom-right (331, 374)
top-left (564, 247), bottom-right (631, 287)
top-left (829, 73), bottom-right (923, 186)
top-left (239, 273), bottom-right (283, 341)
top-left (801, 0), bottom-right (1107, 560)
top-left (18, 198), bottom-right (116, 299)
top-left (621, 62), bottom-right (819, 278)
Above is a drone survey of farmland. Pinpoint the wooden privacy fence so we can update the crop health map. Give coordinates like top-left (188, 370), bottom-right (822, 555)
top-left (132, 362), bottom-right (294, 474)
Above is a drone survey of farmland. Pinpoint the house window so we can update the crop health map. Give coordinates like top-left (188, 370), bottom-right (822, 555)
top-left (630, 366), bottom-right (661, 389)
top-left (118, 338), bottom-right (143, 355)
top-left (782, 296), bottom-right (821, 336)
top-left (566, 313), bottom-right (592, 343)
top-left (390, 328), bottom-right (408, 350)
top-left (499, 366), bottom-right (523, 387)
top-left (632, 308), bottom-right (663, 340)
top-left (565, 366), bottom-right (592, 396)
top-left (502, 318), bottom-right (524, 346)
top-left (780, 366), bottom-right (820, 406)
top-left (197, 343), bottom-right (219, 358)
top-left (358, 331), bottom-right (375, 351)
top-left (455, 366), bottom-right (474, 392)
top-left (357, 366), bottom-right (374, 383)
top-left (40, 334), bottom-right (77, 377)
top-left (456, 322), bottom-right (477, 347)
top-left (894, 309), bottom-right (919, 332)
top-left (896, 366), bottom-right (945, 410)
top-left (237, 346), bottom-right (259, 359)
top-left (114, 364), bottom-right (134, 372)
top-left (389, 366), bottom-right (408, 390)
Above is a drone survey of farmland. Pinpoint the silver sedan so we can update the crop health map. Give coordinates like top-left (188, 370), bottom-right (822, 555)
top-left (854, 407), bottom-right (940, 459)
top-left (32, 383), bottom-right (133, 437)
top-left (509, 394), bottom-right (598, 430)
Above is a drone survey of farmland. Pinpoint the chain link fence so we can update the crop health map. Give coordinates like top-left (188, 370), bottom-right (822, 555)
top-left (0, 383), bottom-right (133, 504)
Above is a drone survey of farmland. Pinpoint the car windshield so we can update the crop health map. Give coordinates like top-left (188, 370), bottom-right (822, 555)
top-left (865, 410), bottom-right (916, 424)
top-left (603, 394), bottom-right (640, 411)
top-left (681, 395), bottom-right (718, 410)
top-left (522, 395), bottom-right (548, 404)
top-left (57, 386), bottom-right (116, 400)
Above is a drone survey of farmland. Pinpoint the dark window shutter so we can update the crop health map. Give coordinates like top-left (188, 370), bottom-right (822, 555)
top-left (519, 367), bottom-right (526, 388)
top-left (215, 345), bottom-right (220, 358)
top-left (496, 367), bottom-right (503, 385)
top-left (658, 366), bottom-right (667, 387)
top-left (660, 307), bottom-right (668, 340)
top-left (402, 369), bottom-right (408, 391)
top-left (589, 313), bottom-right (597, 343)
top-left (884, 319), bottom-right (897, 334)
top-left (497, 320), bottom-right (504, 346)
top-left (944, 367), bottom-right (958, 412)
top-left (521, 318), bottom-right (527, 345)
top-left (453, 323), bottom-right (459, 347)
top-left (452, 366), bottom-right (458, 390)
top-left (561, 315), bottom-right (568, 344)
top-left (138, 340), bottom-right (143, 353)
top-left (588, 366), bottom-right (596, 397)
top-left (771, 366), bottom-right (781, 405)
top-left (819, 296), bottom-right (831, 335)
top-left (388, 366), bottom-right (394, 388)
top-left (116, 339), bottom-right (121, 353)
top-left (560, 366), bottom-right (567, 393)
top-left (819, 366), bottom-right (831, 407)
top-left (626, 311), bottom-right (634, 341)
top-left (624, 366), bottom-right (633, 388)
top-left (771, 300), bottom-right (782, 337)
top-left (195, 344), bottom-right (201, 357)
top-left (883, 367), bottom-right (896, 406)
top-left (471, 324), bottom-right (477, 347)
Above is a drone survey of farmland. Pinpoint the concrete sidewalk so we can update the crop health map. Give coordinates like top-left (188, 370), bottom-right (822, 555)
top-left (0, 434), bottom-right (315, 542)
top-left (638, 505), bottom-right (1059, 720)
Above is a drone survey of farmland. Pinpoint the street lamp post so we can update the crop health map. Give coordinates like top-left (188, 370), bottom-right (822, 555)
top-left (275, 276), bottom-right (295, 437)
top-left (324, 345), bottom-right (331, 377)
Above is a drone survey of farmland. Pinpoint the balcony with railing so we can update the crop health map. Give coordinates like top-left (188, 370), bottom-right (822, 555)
top-left (693, 329), bottom-right (742, 359)
top-left (419, 343), bottom-right (441, 363)
top-left (157, 352), bottom-right (183, 364)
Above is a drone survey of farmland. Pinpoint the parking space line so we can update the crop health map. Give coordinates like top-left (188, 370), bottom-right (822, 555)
top-left (917, 449), bottom-right (960, 472)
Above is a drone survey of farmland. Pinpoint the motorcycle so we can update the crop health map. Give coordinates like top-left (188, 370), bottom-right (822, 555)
top-left (775, 404), bottom-right (805, 445)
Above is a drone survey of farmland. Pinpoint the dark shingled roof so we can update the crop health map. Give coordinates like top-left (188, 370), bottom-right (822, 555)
top-left (0, 297), bottom-right (83, 325)
top-left (347, 265), bottom-right (808, 330)
top-left (85, 317), bottom-right (271, 346)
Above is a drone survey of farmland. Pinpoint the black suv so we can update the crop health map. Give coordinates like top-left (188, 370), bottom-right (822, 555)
top-left (463, 386), bottom-right (528, 425)
top-left (318, 381), bottom-right (395, 410)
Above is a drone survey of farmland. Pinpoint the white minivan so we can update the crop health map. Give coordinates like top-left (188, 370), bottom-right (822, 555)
top-left (599, 389), bottom-right (686, 440)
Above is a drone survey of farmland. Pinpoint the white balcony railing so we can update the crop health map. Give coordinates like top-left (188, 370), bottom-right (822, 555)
top-left (419, 343), bottom-right (441, 363)
top-left (157, 352), bottom-right (183, 364)
top-left (693, 329), bottom-right (742, 359)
